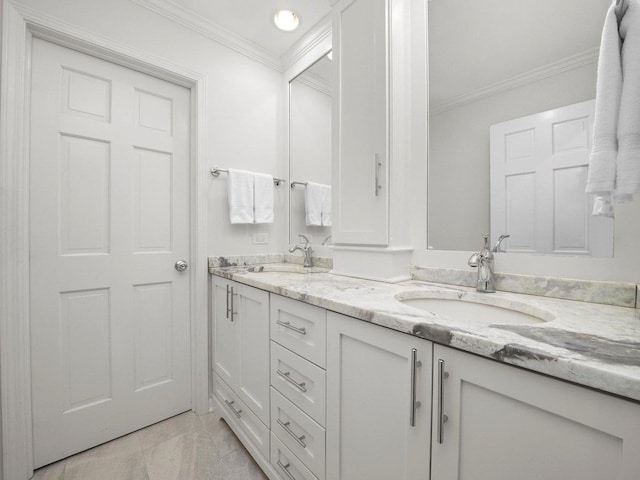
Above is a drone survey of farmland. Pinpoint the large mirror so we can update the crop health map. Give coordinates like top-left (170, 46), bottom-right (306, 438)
top-left (289, 52), bottom-right (333, 245)
top-left (427, 0), bottom-right (614, 256)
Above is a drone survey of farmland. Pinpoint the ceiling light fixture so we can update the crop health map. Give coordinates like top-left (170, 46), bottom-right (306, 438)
top-left (274, 10), bottom-right (300, 32)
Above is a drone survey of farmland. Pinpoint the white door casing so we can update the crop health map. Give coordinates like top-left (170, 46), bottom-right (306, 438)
top-left (0, 4), bottom-right (209, 478)
top-left (29, 38), bottom-right (192, 467)
top-left (490, 100), bottom-right (614, 257)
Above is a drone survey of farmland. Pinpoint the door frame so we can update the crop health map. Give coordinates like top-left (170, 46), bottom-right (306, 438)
top-left (0, 2), bottom-right (209, 478)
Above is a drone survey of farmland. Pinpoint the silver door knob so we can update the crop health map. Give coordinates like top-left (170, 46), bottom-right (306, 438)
top-left (175, 260), bottom-right (188, 272)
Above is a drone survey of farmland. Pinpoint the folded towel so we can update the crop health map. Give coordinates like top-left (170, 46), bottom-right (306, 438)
top-left (227, 169), bottom-right (254, 224)
top-left (587, 0), bottom-right (640, 215)
top-left (614, 0), bottom-right (640, 200)
top-left (305, 182), bottom-right (325, 226)
top-left (254, 172), bottom-right (274, 224)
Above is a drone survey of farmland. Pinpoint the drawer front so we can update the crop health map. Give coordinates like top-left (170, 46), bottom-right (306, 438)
top-left (270, 294), bottom-right (326, 368)
top-left (271, 433), bottom-right (319, 480)
top-left (271, 341), bottom-right (326, 426)
top-left (271, 388), bottom-right (325, 479)
top-left (214, 373), bottom-right (269, 460)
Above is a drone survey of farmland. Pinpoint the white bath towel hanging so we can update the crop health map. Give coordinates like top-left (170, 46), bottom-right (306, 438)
top-left (305, 182), bottom-right (325, 226)
top-left (227, 169), bottom-right (254, 224)
top-left (254, 172), bottom-right (274, 224)
top-left (586, 0), bottom-right (640, 215)
top-left (320, 184), bottom-right (332, 227)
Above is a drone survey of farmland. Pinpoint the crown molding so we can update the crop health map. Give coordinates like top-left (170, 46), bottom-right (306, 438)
top-left (281, 15), bottom-right (332, 72)
top-left (296, 71), bottom-right (332, 96)
top-left (430, 47), bottom-right (599, 115)
top-left (131, 0), bottom-right (282, 71)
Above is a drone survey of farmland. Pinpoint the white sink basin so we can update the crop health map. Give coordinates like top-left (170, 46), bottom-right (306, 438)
top-left (396, 290), bottom-right (554, 325)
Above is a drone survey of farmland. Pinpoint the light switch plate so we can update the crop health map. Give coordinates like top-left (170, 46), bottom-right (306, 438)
top-left (252, 233), bottom-right (269, 245)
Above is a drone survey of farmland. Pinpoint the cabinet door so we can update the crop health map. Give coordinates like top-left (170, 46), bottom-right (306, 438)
top-left (236, 284), bottom-right (270, 426)
top-left (432, 345), bottom-right (640, 480)
top-left (332, 0), bottom-right (389, 246)
top-left (212, 277), bottom-right (237, 387)
top-left (326, 312), bottom-right (432, 480)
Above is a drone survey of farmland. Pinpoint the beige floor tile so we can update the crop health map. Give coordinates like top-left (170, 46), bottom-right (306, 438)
top-left (64, 451), bottom-right (148, 480)
top-left (208, 448), bottom-right (268, 480)
top-left (64, 430), bottom-right (142, 471)
top-left (32, 459), bottom-right (66, 480)
top-left (206, 418), bottom-right (245, 458)
top-left (144, 431), bottom-right (213, 480)
top-left (137, 411), bottom-right (204, 451)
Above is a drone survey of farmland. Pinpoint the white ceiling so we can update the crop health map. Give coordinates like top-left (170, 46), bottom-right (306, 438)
top-left (172, 0), bottom-right (332, 58)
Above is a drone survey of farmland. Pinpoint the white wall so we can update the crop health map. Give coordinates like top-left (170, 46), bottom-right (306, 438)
top-left (289, 78), bottom-right (332, 244)
top-left (13, 0), bottom-right (287, 258)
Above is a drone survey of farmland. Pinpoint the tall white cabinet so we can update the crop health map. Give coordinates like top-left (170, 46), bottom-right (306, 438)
top-left (326, 312), bottom-right (432, 480)
top-left (332, 0), bottom-right (388, 246)
top-left (431, 344), bottom-right (640, 479)
top-left (331, 0), bottom-right (428, 281)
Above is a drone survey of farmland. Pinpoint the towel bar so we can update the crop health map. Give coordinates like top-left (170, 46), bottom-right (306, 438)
top-left (210, 167), bottom-right (285, 186)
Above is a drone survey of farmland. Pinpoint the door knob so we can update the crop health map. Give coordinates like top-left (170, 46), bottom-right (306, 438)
top-left (175, 260), bottom-right (188, 272)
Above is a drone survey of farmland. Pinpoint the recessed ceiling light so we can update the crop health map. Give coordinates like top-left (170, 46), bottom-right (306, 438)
top-left (274, 10), bottom-right (300, 32)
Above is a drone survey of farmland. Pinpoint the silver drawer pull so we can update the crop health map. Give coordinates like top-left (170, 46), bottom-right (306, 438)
top-left (276, 460), bottom-right (297, 480)
top-left (277, 418), bottom-right (307, 448)
top-left (277, 369), bottom-right (307, 393)
top-left (276, 320), bottom-right (307, 335)
top-left (224, 399), bottom-right (242, 418)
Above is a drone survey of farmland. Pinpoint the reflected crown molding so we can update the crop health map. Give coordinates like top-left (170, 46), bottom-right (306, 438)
top-left (130, 0), bottom-right (281, 71)
top-left (295, 71), bottom-right (331, 96)
top-left (430, 47), bottom-right (599, 115)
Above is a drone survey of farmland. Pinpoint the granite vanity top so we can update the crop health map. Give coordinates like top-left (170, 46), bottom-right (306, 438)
top-left (210, 263), bottom-right (640, 403)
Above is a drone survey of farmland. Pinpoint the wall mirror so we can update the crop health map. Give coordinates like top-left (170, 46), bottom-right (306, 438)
top-left (289, 52), bottom-right (333, 245)
top-left (427, 0), bottom-right (614, 257)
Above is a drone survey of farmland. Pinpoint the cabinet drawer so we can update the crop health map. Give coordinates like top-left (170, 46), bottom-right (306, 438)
top-left (271, 388), bottom-right (325, 480)
top-left (214, 373), bottom-right (269, 460)
top-left (271, 433), bottom-right (319, 480)
top-left (271, 341), bottom-right (326, 426)
top-left (271, 294), bottom-right (326, 368)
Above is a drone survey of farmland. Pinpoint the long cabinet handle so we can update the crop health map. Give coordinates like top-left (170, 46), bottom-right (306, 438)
top-left (229, 286), bottom-right (235, 321)
top-left (277, 369), bottom-right (307, 393)
top-left (225, 285), bottom-right (230, 319)
top-left (374, 153), bottom-right (382, 197)
top-left (277, 418), bottom-right (307, 448)
top-left (437, 359), bottom-right (449, 444)
top-left (410, 348), bottom-right (422, 427)
top-left (276, 319), bottom-right (307, 335)
top-left (224, 399), bottom-right (242, 418)
top-left (276, 460), bottom-right (297, 480)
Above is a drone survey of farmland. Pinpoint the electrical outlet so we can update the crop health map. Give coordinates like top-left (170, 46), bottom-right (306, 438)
top-left (252, 233), bottom-right (269, 245)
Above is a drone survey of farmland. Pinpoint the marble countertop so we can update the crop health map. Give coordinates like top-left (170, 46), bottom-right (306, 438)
top-left (210, 264), bottom-right (640, 403)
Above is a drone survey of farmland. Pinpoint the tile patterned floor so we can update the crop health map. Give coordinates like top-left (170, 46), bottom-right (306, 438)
top-left (32, 411), bottom-right (269, 480)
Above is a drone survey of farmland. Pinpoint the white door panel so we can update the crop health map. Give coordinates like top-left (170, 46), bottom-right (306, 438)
top-left (29, 38), bottom-right (192, 467)
top-left (490, 100), bottom-right (614, 257)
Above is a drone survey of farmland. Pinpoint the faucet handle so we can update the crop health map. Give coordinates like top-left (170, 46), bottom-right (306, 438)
top-left (492, 234), bottom-right (510, 253)
top-left (297, 234), bottom-right (310, 245)
top-left (321, 235), bottom-right (332, 246)
top-left (468, 252), bottom-right (480, 268)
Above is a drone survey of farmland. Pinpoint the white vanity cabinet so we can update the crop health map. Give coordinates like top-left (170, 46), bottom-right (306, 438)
top-left (212, 277), bottom-right (270, 427)
top-left (431, 344), bottom-right (640, 480)
top-left (326, 312), bottom-right (432, 480)
top-left (332, 0), bottom-right (389, 246)
top-left (269, 295), bottom-right (327, 480)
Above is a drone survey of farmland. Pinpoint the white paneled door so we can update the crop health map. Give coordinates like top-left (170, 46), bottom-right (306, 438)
top-left (490, 100), bottom-right (614, 257)
top-left (29, 38), bottom-right (192, 468)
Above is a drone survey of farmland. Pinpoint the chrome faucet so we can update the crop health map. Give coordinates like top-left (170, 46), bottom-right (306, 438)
top-left (289, 234), bottom-right (313, 267)
top-left (468, 234), bottom-right (495, 293)
top-left (492, 234), bottom-right (510, 253)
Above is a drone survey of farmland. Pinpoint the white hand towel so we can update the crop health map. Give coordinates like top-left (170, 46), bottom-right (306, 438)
top-left (614, 0), bottom-right (640, 200)
top-left (321, 184), bottom-right (332, 227)
top-left (227, 169), bottom-right (254, 224)
top-left (253, 172), bottom-right (274, 224)
top-left (586, 1), bottom-right (623, 214)
top-left (305, 182), bottom-right (325, 226)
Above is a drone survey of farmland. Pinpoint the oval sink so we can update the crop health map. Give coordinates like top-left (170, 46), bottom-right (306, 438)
top-left (396, 290), bottom-right (554, 325)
